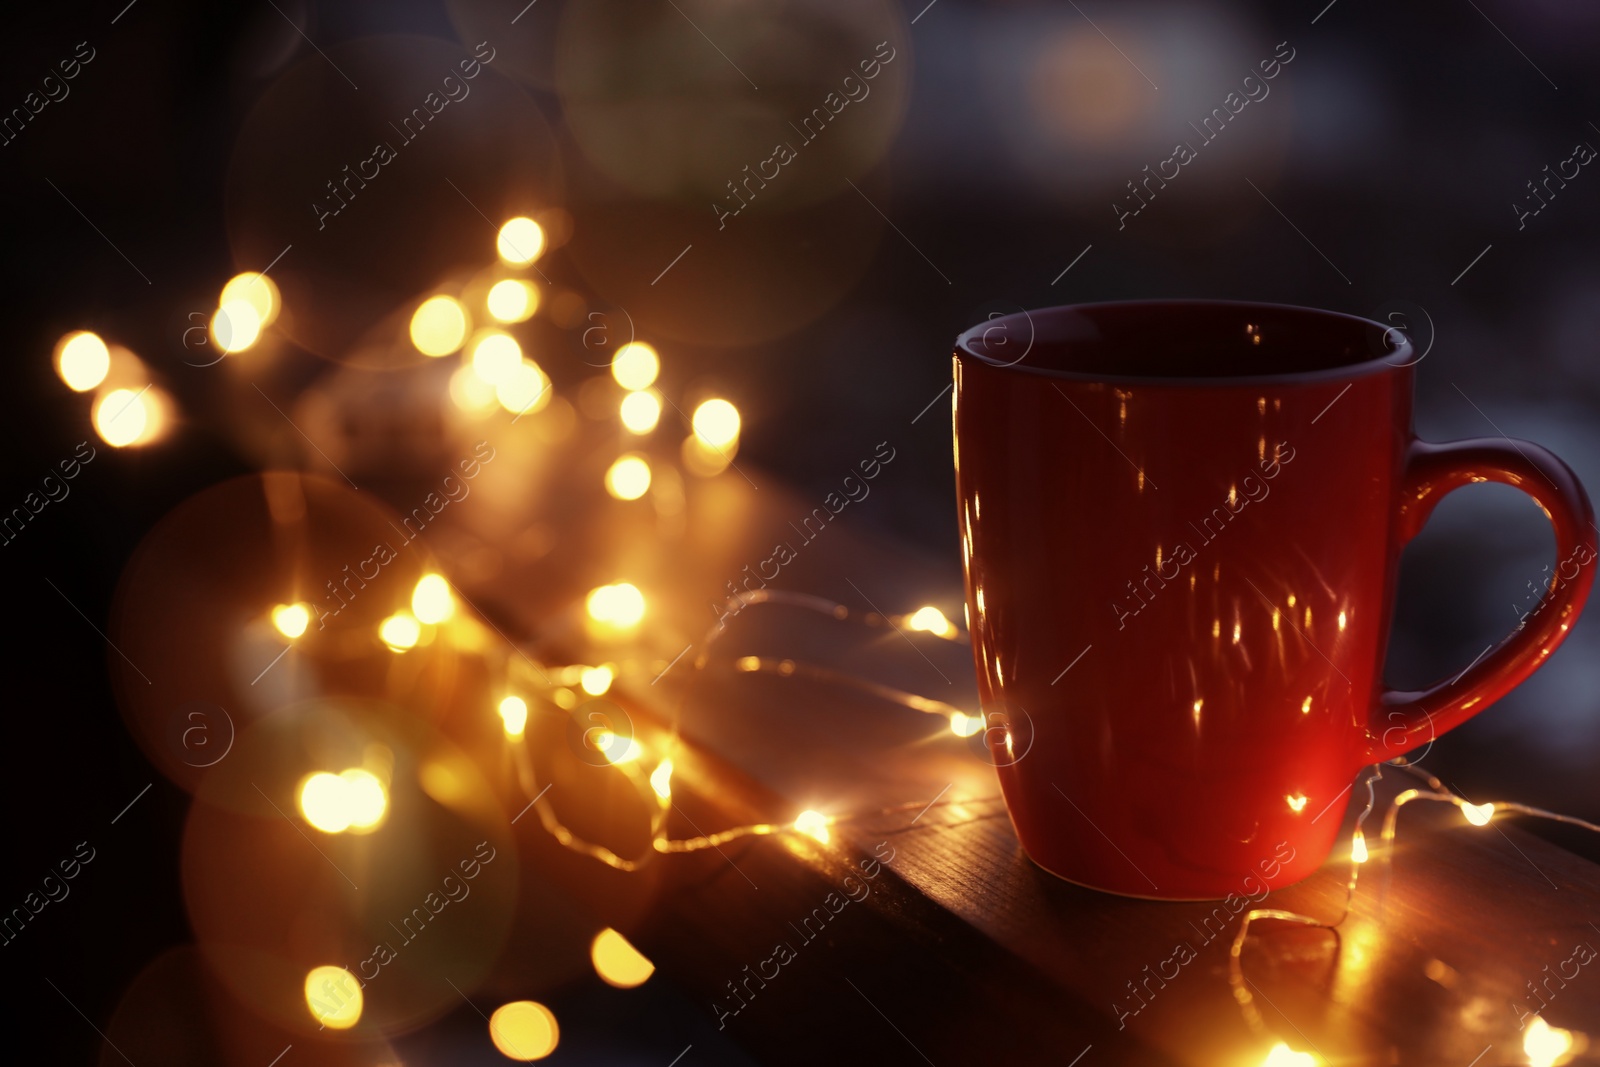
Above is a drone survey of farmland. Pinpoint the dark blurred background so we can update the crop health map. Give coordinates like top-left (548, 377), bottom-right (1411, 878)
top-left (3, 0), bottom-right (1598, 1062)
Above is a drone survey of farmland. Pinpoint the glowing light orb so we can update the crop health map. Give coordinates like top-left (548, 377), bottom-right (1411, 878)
top-left (1286, 793), bottom-right (1308, 813)
top-left (1351, 830), bottom-right (1368, 864)
top-left (1461, 801), bottom-right (1495, 826)
top-left (93, 388), bottom-right (151, 448)
top-left (908, 606), bottom-right (956, 637)
top-left (271, 603), bottom-right (311, 639)
top-left (379, 612), bottom-right (421, 652)
top-left (487, 278), bottom-right (538, 323)
top-left (449, 364), bottom-right (499, 414)
top-left (794, 810), bottom-right (831, 844)
top-left (604, 455), bottom-right (652, 500)
top-left (410, 295), bottom-right (468, 357)
top-left (495, 360), bottom-right (550, 415)
top-left (211, 299), bottom-right (263, 354)
top-left (610, 342), bottom-right (659, 390)
top-left (220, 271), bottom-right (280, 327)
top-left (488, 1000), bottom-right (559, 1061)
top-left (619, 390), bottom-right (662, 434)
top-left (1261, 1043), bottom-right (1317, 1067)
top-left (1525, 1016), bottom-right (1576, 1067)
top-left (498, 696), bottom-right (528, 737)
top-left (472, 332), bottom-right (523, 385)
top-left (692, 398), bottom-right (741, 447)
top-left (298, 770), bottom-right (386, 834)
top-left (339, 769), bottom-right (387, 830)
top-left (591, 928), bottom-right (656, 988)
top-left (579, 665), bottom-right (615, 696)
top-left (55, 331), bottom-right (110, 391)
top-left (950, 712), bottom-right (983, 738)
top-left (585, 583), bottom-right (645, 629)
top-left (650, 759), bottom-right (673, 799)
top-left (496, 217), bottom-right (546, 265)
top-left (412, 573), bottom-right (455, 624)
top-left (304, 965), bottom-right (363, 1030)
top-left (592, 729), bottom-right (643, 765)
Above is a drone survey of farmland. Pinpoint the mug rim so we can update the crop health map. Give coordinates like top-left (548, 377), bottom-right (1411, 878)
top-left (953, 299), bottom-right (1416, 387)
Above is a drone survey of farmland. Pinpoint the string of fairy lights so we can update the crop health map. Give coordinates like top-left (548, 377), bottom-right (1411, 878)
top-left (54, 216), bottom-right (1599, 1066)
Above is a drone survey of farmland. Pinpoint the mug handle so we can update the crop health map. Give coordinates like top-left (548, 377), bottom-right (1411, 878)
top-left (1369, 437), bottom-right (1597, 763)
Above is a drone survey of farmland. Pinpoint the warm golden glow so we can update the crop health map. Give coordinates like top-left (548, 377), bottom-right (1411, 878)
top-left (211, 299), bottom-right (263, 354)
top-left (379, 612), bottom-right (421, 652)
top-left (298, 769), bottom-right (387, 834)
top-left (93, 388), bottom-right (151, 448)
top-left (1351, 830), bottom-right (1368, 864)
top-left (908, 606), bottom-right (957, 638)
top-left (1232, 621), bottom-right (1242, 644)
top-left (591, 928), bottom-right (656, 988)
top-left (487, 278), bottom-right (538, 323)
top-left (794, 810), bottom-right (831, 844)
top-left (1338, 610), bottom-right (1348, 631)
top-left (497, 217), bottom-right (546, 265)
top-left (304, 965), bottom-right (363, 1030)
top-left (220, 271), bottom-right (280, 327)
top-left (586, 583), bottom-right (646, 628)
top-left (681, 435), bottom-right (733, 477)
top-left (650, 759), bottom-right (673, 799)
top-left (1461, 801), bottom-right (1495, 826)
top-left (449, 364), bottom-right (498, 413)
top-left (498, 695), bottom-right (528, 737)
top-left (412, 573), bottom-right (455, 624)
top-left (610, 342), bottom-right (659, 390)
top-left (1261, 1043), bottom-right (1317, 1067)
top-left (496, 360), bottom-right (550, 415)
top-left (1301, 696), bottom-right (1313, 714)
top-left (272, 603), bottom-right (311, 639)
top-left (489, 1000), bottom-right (559, 1061)
top-left (56, 331), bottom-right (110, 391)
top-left (579, 665), bottom-right (615, 696)
top-left (1524, 1016), bottom-right (1575, 1067)
top-left (1286, 793), bottom-right (1308, 813)
top-left (950, 712), bottom-right (983, 738)
top-left (410, 295), bottom-right (469, 357)
top-left (692, 398), bottom-right (741, 447)
top-left (593, 729), bottom-right (643, 765)
top-left (604, 455), bottom-right (652, 500)
top-left (472, 332), bottom-right (523, 385)
top-left (619, 389), bottom-right (662, 434)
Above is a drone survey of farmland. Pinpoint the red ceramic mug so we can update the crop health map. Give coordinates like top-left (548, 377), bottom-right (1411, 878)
top-left (952, 300), bottom-right (1595, 899)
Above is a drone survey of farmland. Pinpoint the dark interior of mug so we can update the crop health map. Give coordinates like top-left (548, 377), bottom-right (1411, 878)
top-left (957, 301), bottom-right (1409, 380)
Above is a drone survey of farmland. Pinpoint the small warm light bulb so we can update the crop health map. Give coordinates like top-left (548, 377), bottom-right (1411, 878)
top-left (1286, 793), bottom-right (1308, 813)
top-left (604, 455), bottom-right (652, 500)
top-left (591, 928), bottom-right (656, 988)
top-left (580, 665), bottom-right (615, 696)
top-left (412, 573), bottom-right (455, 624)
top-left (410, 295), bottom-right (469, 357)
top-left (1461, 801), bottom-right (1495, 826)
top-left (619, 389), bottom-right (662, 434)
top-left (1351, 829), bottom-right (1368, 864)
top-left (498, 695), bottom-right (529, 737)
top-left (339, 768), bottom-right (387, 831)
top-left (379, 612), bottom-right (421, 652)
top-left (487, 278), bottom-right (537, 323)
top-left (490, 1000), bottom-right (559, 1061)
top-left (304, 965), bottom-right (363, 1030)
top-left (55, 331), bottom-right (111, 391)
top-left (471, 331), bottom-right (523, 385)
top-left (496, 359), bottom-right (550, 415)
top-left (272, 603), bottom-right (311, 639)
top-left (586, 583), bottom-right (646, 628)
top-left (94, 388), bottom-right (150, 448)
top-left (794, 810), bottom-right (831, 844)
top-left (908, 606), bottom-right (956, 638)
top-left (1338, 610), bottom-right (1348, 631)
top-left (1301, 696), bottom-right (1313, 715)
top-left (610, 342), bottom-right (659, 390)
top-left (692, 398), bottom-right (741, 448)
top-left (1524, 1016), bottom-right (1575, 1067)
top-left (211, 299), bottom-right (263, 353)
top-left (593, 729), bottom-right (643, 765)
top-left (950, 712), bottom-right (983, 738)
top-left (220, 271), bottom-right (280, 327)
top-left (1261, 1042), bottom-right (1318, 1067)
top-left (650, 759), bottom-right (673, 799)
top-left (496, 217), bottom-right (546, 265)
